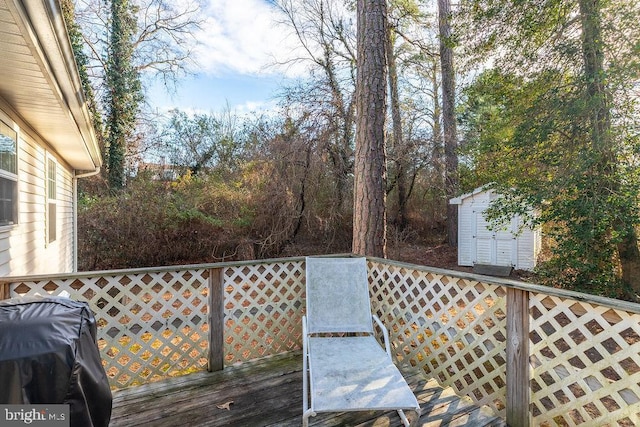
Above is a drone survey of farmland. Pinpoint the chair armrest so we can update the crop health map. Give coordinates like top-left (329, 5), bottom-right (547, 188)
top-left (302, 315), bottom-right (307, 338)
top-left (372, 315), bottom-right (392, 358)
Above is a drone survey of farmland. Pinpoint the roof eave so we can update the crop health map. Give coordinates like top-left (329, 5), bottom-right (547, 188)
top-left (7, 0), bottom-right (101, 170)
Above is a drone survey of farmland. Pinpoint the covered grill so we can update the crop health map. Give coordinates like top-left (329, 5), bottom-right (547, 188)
top-left (0, 296), bottom-right (112, 427)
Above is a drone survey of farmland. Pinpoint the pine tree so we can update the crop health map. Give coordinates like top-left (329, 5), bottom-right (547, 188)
top-left (353, 0), bottom-right (388, 257)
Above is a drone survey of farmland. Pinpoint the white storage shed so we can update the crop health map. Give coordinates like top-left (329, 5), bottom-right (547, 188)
top-left (450, 187), bottom-right (541, 271)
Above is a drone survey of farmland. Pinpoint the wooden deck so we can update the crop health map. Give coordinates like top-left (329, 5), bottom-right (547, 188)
top-left (110, 352), bottom-right (506, 427)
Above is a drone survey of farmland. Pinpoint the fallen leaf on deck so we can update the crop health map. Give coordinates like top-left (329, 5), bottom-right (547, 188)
top-left (216, 401), bottom-right (234, 411)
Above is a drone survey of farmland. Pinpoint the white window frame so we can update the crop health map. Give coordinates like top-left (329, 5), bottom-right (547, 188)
top-left (0, 117), bottom-right (18, 228)
top-left (46, 156), bottom-right (57, 244)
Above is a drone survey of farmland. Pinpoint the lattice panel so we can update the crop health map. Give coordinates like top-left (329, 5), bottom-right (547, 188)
top-left (530, 294), bottom-right (640, 426)
top-left (10, 269), bottom-right (210, 389)
top-left (223, 261), bottom-right (305, 364)
top-left (369, 261), bottom-right (507, 416)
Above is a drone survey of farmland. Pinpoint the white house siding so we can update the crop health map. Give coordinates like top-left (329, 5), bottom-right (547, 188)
top-left (0, 107), bottom-right (75, 276)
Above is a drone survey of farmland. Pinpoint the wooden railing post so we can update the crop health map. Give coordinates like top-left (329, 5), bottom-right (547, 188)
top-left (0, 281), bottom-right (9, 300)
top-left (208, 268), bottom-right (224, 372)
top-left (506, 287), bottom-right (530, 427)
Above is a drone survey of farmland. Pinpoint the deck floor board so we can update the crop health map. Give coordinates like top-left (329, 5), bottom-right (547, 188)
top-left (110, 353), bottom-right (505, 427)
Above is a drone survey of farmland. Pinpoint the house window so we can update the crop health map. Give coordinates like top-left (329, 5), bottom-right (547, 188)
top-left (47, 158), bottom-right (57, 243)
top-left (0, 120), bottom-right (17, 226)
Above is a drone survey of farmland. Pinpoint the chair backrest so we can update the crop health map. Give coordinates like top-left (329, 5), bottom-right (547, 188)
top-left (305, 257), bottom-right (373, 334)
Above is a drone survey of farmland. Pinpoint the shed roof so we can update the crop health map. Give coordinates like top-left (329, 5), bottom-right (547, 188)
top-left (0, 0), bottom-right (101, 171)
top-left (449, 185), bottom-right (493, 205)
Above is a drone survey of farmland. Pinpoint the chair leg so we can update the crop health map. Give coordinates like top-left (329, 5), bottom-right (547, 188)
top-left (398, 409), bottom-right (411, 427)
top-left (303, 409), bottom-right (316, 427)
top-left (302, 316), bottom-right (310, 426)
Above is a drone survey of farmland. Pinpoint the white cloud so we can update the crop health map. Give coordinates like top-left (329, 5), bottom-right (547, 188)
top-left (145, 0), bottom-right (314, 112)
top-left (193, 0), bottom-right (305, 77)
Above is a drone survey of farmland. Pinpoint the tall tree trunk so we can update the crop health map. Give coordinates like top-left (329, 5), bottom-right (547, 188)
top-left (438, 0), bottom-right (458, 247)
top-left (431, 60), bottom-right (444, 217)
top-left (386, 24), bottom-right (408, 231)
top-left (578, 0), bottom-right (640, 294)
top-left (353, 0), bottom-right (388, 258)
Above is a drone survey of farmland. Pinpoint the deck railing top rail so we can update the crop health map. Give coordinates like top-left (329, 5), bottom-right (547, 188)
top-left (2, 255), bottom-right (640, 426)
top-left (5, 254), bottom-right (640, 315)
top-left (4, 254), bottom-right (638, 316)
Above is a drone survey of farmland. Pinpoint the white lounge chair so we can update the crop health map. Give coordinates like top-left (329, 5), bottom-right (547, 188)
top-left (302, 257), bottom-right (421, 426)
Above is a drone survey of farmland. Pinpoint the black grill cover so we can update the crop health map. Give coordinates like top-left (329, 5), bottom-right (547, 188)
top-left (0, 296), bottom-right (112, 427)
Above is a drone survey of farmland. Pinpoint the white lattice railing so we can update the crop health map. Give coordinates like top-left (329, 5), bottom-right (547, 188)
top-left (4, 268), bottom-right (212, 389)
top-left (529, 293), bottom-right (640, 426)
top-left (222, 262), bottom-right (305, 364)
top-left (2, 259), bottom-right (306, 389)
top-left (369, 260), bottom-right (508, 415)
top-left (369, 258), bottom-right (640, 426)
top-left (2, 255), bottom-right (640, 426)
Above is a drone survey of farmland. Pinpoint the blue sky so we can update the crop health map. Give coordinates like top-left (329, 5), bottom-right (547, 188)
top-left (148, 0), bottom-right (303, 114)
top-left (149, 73), bottom-right (287, 113)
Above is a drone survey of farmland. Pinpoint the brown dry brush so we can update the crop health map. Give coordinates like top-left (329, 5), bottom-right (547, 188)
top-left (76, 123), bottom-right (446, 270)
top-left (245, 130), bottom-right (352, 259)
top-left (77, 164), bottom-right (445, 271)
top-left (78, 175), bottom-right (249, 270)
top-left (77, 155), bottom-right (353, 270)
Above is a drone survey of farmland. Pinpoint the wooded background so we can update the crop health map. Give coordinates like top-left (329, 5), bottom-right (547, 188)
top-left (65, 0), bottom-right (640, 301)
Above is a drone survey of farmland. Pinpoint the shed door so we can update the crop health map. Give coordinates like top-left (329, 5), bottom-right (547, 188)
top-left (472, 210), bottom-right (516, 267)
